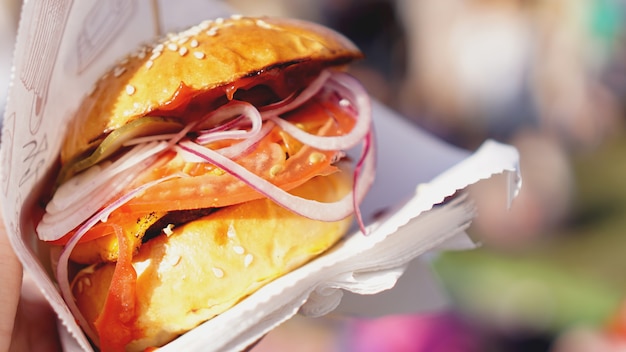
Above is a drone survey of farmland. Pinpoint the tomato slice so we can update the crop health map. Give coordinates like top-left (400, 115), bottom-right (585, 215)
top-left (93, 224), bottom-right (139, 351)
top-left (49, 206), bottom-right (148, 245)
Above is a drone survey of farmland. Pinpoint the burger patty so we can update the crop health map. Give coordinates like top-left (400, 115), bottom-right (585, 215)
top-left (142, 207), bottom-right (218, 243)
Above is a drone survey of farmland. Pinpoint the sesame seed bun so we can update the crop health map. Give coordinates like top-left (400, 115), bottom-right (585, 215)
top-left (61, 16), bottom-right (363, 165)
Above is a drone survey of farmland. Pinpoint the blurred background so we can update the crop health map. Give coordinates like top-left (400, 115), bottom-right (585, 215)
top-left (3, 0), bottom-right (626, 351)
top-left (225, 1), bottom-right (626, 351)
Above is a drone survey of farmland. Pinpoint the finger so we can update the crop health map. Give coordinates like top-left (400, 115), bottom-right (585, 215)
top-left (10, 274), bottom-right (61, 352)
top-left (0, 212), bottom-right (23, 352)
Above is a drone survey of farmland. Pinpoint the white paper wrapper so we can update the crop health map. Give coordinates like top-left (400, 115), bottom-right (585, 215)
top-left (1, 1), bottom-right (521, 351)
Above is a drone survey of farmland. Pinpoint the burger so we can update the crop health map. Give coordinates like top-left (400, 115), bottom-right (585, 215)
top-left (35, 15), bottom-right (375, 351)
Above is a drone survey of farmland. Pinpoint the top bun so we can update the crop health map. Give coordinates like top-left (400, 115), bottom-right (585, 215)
top-left (60, 16), bottom-right (362, 165)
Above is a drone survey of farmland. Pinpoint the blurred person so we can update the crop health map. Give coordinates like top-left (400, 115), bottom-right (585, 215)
top-left (528, 0), bottom-right (624, 150)
top-left (395, 0), bottom-right (568, 247)
top-left (396, 0), bottom-right (536, 146)
top-left (394, 0), bottom-right (625, 248)
top-left (396, 0), bottom-right (623, 149)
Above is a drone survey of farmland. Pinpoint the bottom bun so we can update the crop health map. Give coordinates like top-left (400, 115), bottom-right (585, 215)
top-left (72, 168), bottom-right (353, 351)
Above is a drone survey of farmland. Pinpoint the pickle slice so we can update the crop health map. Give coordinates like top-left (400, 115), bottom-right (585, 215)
top-left (59, 116), bottom-right (183, 183)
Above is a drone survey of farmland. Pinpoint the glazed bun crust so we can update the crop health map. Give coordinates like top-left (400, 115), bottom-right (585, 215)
top-left (72, 169), bottom-right (353, 351)
top-left (61, 16), bottom-right (363, 165)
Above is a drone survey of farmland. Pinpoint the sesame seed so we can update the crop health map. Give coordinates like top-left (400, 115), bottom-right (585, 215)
top-left (167, 43), bottom-right (178, 51)
top-left (145, 60), bottom-right (154, 69)
top-left (233, 245), bottom-right (245, 255)
top-left (227, 223), bottom-right (236, 238)
top-left (215, 17), bottom-right (224, 24)
top-left (178, 47), bottom-right (188, 56)
top-left (125, 84), bottom-right (136, 95)
top-left (212, 267), bottom-right (224, 278)
top-left (256, 19), bottom-right (271, 29)
top-left (192, 26), bottom-right (202, 34)
top-left (244, 254), bottom-right (253, 267)
top-left (178, 36), bottom-right (189, 45)
top-left (190, 39), bottom-right (199, 48)
top-left (163, 224), bottom-right (174, 236)
top-left (206, 28), bottom-right (218, 36)
top-left (149, 51), bottom-right (161, 61)
top-left (339, 98), bottom-right (350, 107)
top-left (199, 20), bottom-right (212, 30)
top-left (194, 51), bottom-right (205, 59)
top-left (120, 58), bottom-right (129, 65)
top-left (153, 44), bottom-right (164, 52)
top-left (308, 152), bottom-right (326, 164)
top-left (83, 277), bottom-right (92, 286)
top-left (231, 14), bottom-right (243, 20)
top-left (113, 66), bottom-right (126, 77)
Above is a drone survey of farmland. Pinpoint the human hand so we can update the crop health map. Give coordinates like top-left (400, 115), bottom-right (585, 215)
top-left (0, 214), bottom-right (61, 352)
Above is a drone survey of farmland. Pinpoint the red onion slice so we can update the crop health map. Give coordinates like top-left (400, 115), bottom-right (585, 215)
top-left (216, 120), bottom-right (275, 158)
top-left (47, 141), bottom-right (168, 212)
top-left (37, 141), bottom-right (169, 241)
top-left (195, 101), bottom-right (263, 145)
top-left (264, 72), bottom-right (371, 151)
top-left (352, 130), bottom-right (376, 233)
top-left (178, 120), bottom-right (276, 162)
